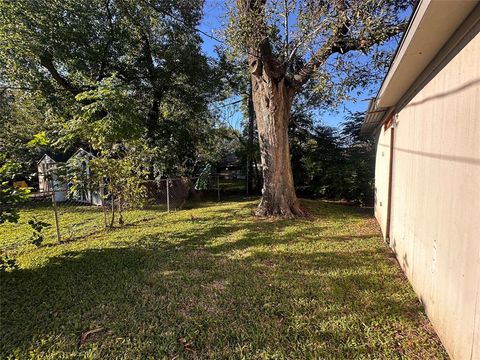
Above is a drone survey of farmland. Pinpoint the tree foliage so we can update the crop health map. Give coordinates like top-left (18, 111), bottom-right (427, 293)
top-left (290, 111), bottom-right (375, 205)
top-left (229, 0), bottom-right (411, 101)
top-left (0, 159), bottom-right (30, 224)
top-left (0, 0), bottom-right (224, 180)
top-left (0, 0), bottom-right (398, 212)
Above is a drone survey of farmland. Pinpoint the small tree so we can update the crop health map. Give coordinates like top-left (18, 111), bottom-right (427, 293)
top-left (89, 148), bottom-right (149, 228)
top-left (65, 75), bottom-right (149, 228)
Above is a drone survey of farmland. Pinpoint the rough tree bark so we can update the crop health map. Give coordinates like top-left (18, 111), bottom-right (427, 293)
top-left (250, 63), bottom-right (304, 217)
top-left (236, 0), bottom-right (307, 217)
top-left (246, 83), bottom-right (255, 195)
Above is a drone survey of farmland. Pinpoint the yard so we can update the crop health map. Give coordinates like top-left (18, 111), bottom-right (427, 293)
top-left (0, 199), bottom-right (447, 359)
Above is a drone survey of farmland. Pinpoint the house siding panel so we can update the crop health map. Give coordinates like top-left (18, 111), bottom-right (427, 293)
top-left (374, 127), bottom-right (391, 239)
top-left (380, 29), bottom-right (479, 359)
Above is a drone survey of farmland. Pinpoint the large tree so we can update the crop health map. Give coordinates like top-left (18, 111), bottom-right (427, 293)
top-left (0, 0), bottom-right (220, 177)
top-left (231, 0), bottom-right (410, 217)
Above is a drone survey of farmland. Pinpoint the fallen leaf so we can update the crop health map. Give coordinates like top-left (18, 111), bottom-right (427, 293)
top-left (78, 327), bottom-right (105, 347)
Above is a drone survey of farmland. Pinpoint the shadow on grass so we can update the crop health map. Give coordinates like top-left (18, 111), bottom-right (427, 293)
top-left (1, 230), bottom-right (446, 358)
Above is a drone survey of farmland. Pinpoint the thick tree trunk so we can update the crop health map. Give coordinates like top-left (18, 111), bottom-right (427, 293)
top-left (246, 83), bottom-right (255, 195)
top-left (251, 73), bottom-right (304, 217)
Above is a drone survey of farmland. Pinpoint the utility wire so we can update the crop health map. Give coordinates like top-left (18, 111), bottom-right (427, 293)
top-left (140, 0), bottom-right (261, 59)
top-left (213, 98), bottom-right (244, 109)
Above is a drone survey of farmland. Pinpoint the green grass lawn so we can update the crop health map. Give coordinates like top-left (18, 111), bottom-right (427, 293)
top-left (0, 201), bottom-right (165, 251)
top-left (0, 199), bottom-right (447, 359)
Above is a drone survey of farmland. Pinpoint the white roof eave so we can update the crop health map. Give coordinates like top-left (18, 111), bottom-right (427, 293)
top-left (376, 0), bottom-right (478, 108)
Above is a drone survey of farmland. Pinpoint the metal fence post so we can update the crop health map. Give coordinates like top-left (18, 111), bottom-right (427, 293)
top-left (166, 178), bottom-right (170, 212)
top-left (217, 175), bottom-right (220, 202)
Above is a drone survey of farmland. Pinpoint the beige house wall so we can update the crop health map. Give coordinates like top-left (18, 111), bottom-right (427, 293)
top-left (375, 26), bottom-right (479, 359)
top-left (374, 127), bottom-right (391, 239)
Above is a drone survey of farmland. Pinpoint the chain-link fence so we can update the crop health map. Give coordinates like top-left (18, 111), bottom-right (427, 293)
top-left (1, 173), bottom-right (247, 253)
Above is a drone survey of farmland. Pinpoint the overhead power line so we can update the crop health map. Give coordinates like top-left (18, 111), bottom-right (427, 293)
top-left (213, 99), bottom-right (244, 109)
top-left (140, 0), bottom-right (260, 59)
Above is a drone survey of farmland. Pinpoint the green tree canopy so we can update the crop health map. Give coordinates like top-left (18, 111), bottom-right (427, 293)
top-left (0, 0), bottom-right (224, 178)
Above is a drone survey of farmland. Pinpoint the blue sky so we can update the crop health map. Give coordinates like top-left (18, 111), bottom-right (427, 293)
top-left (198, 1), bottom-right (408, 129)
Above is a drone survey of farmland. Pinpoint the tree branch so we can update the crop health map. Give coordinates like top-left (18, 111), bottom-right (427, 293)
top-left (290, 41), bottom-right (335, 90)
top-left (39, 54), bottom-right (82, 95)
top-left (238, 0), bottom-right (285, 80)
top-left (283, 0), bottom-right (289, 60)
top-left (286, 22), bottom-right (325, 66)
top-left (97, 0), bottom-right (115, 81)
top-left (291, 20), bottom-right (407, 91)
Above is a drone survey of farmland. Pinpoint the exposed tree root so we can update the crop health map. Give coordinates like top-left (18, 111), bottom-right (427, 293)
top-left (255, 197), bottom-right (308, 218)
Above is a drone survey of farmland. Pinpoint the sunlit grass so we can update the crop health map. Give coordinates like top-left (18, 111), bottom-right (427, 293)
top-left (0, 198), bottom-right (447, 359)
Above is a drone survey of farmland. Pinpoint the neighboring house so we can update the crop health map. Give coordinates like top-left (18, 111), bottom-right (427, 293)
top-left (361, 2), bottom-right (479, 359)
top-left (37, 148), bottom-right (104, 205)
top-left (67, 148), bottom-right (104, 206)
top-left (37, 154), bottom-right (67, 202)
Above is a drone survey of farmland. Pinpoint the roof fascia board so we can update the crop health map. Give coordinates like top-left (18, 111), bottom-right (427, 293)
top-left (371, 4), bottom-right (479, 133)
top-left (376, 0), bottom-right (431, 105)
top-left (376, 0), bottom-right (477, 108)
top-left (395, 3), bottom-right (480, 112)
